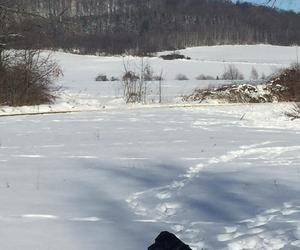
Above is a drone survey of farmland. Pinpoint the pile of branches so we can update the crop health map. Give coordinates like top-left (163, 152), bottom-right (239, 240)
top-left (184, 65), bottom-right (300, 104)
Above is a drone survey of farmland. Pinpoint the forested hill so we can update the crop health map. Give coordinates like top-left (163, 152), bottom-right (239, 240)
top-left (3, 0), bottom-right (300, 54)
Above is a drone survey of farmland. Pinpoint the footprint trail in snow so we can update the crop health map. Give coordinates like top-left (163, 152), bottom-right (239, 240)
top-left (127, 140), bottom-right (300, 249)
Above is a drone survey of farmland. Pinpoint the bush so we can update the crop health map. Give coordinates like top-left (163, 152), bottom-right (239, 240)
top-left (143, 64), bottom-right (154, 81)
top-left (153, 75), bottom-right (164, 81)
top-left (195, 74), bottom-right (215, 80)
top-left (122, 71), bottom-right (141, 103)
top-left (285, 103), bottom-right (300, 120)
top-left (0, 50), bottom-right (62, 106)
top-left (95, 74), bottom-right (108, 81)
top-left (175, 73), bottom-right (189, 81)
top-left (221, 65), bottom-right (244, 80)
top-left (250, 67), bottom-right (259, 80)
top-left (110, 76), bottom-right (119, 81)
top-left (160, 52), bottom-right (191, 60)
top-left (121, 58), bottom-right (164, 103)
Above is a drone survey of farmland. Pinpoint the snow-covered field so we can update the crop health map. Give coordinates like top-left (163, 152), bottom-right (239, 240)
top-left (1, 45), bottom-right (300, 249)
top-left (1, 44), bottom-right (298, 115)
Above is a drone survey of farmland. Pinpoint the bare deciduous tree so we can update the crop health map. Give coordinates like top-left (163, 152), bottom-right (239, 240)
top-left (221, 65), bottom-right (244, 80)
top-left (250, 67), bottom-right (259, 80)
top-left (121, 57), bottom-right (163, 104)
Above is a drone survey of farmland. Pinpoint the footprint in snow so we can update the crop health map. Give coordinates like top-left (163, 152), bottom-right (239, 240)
top-left (217, 202), bottom-right (300, 250)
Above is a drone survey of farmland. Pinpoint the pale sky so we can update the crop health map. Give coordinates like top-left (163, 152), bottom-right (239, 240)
top-left (235, 0), bottom-right (300, 12)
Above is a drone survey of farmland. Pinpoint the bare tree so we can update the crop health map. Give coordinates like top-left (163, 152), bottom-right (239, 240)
top-left (122, 70), bottom-right (141, 103)
top-left (250, 67), bottom-right (259, 80)
top-left (121, 57), bottom-right (163, 104)
top-left (221, 65), bottom-right (244, 80)
top-left (266, 0), bottom-right (277, 7)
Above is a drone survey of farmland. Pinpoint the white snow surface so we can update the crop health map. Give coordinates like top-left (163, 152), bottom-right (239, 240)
top-left (1, 45), bottom-right (300, 249)
top-left (0, 44), bottom-right (298, 115)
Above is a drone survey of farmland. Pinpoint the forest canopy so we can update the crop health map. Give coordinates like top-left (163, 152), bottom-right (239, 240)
top-left (1, 0), bottom-right (300, 54)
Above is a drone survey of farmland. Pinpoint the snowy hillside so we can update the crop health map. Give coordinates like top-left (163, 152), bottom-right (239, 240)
top-left (1, 45), bottom-right (300, 250)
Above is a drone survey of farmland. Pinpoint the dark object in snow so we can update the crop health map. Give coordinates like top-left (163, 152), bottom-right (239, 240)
top-left (160, 53), bottom-right (191, 60)
top-left (148, 231), bottom-right (192, 250)
top-left (95, 74), bottom-right (109, 81)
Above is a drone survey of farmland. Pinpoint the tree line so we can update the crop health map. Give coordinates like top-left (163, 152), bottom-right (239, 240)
top-left (2, 0), bottom-right (300, 55)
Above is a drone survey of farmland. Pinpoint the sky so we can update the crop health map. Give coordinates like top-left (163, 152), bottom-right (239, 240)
top-left (236, 0), bottom-right (300, 12)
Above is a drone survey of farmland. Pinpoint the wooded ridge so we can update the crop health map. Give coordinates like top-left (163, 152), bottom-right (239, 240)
top-left (2, 0), bottom-right (300, 54)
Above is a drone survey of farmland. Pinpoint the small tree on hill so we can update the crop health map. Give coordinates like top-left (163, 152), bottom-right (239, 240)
top-left (250, 67), bottom-right (259, 80)
top-left (221, 65), bottom-right (244, 80)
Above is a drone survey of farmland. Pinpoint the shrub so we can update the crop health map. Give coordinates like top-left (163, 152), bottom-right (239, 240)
top-left (290, 62), bottom-right (300, 71)
top-left (0, 50), bottom-right (61, 106)
top-left (142, 64), bottom-right (164, 81)
top-left (143, 64), bottom-right (154, 81)
top-left (175, 73), bottom-right (189, 81)
top-left (261, 73), bottom-right (267, 80)
top-left (221, 64), bottom-right (244, 80)
top-left (95, 74), bottom-right (108, 81)
top-left (122, 71), bottom-right (141, 103)
top-left (195, 74), bottom-right (215, 80)
top-left (110, 76), bottom-right (119, 81)
top-left (160, 52), bottom-right (191, 60)
top-left (285, 103), bottom-right (300, 120)
top-left (121, 58), bottom-right (164, 103)
top-left (250, 67), bottom-right (259, 80)
top-left (153, 75), bottom-right (164, 81)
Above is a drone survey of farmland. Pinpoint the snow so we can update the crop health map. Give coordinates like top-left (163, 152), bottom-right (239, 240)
top-left (1, 44), bottom-right (298, 116)
top-left (0, 45), bottom-right (300, 249)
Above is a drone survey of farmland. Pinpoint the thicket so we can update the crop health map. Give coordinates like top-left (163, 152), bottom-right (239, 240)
top-left (0, 2), bottom-right (62, 107)
top-left (0, 50), bottom-right (61, 106)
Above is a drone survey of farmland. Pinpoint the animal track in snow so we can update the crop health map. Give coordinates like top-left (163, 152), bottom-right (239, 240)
top-left (127, 142), bottom-right (278, 222)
